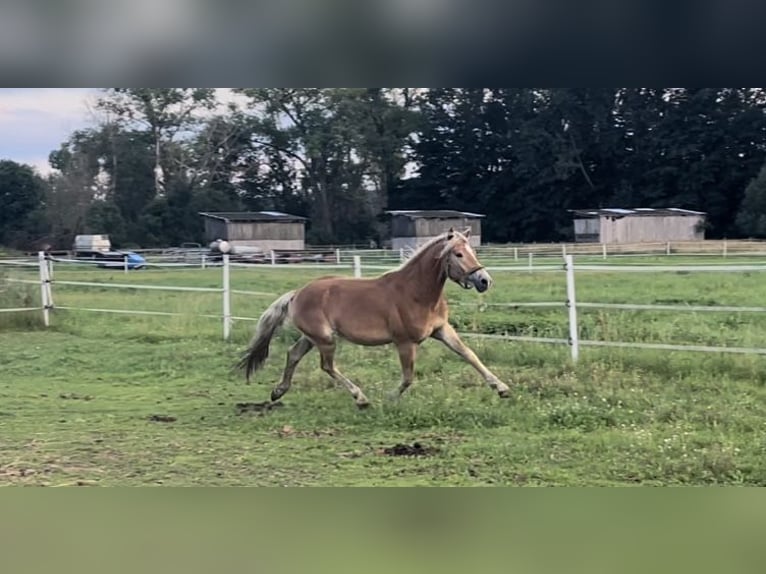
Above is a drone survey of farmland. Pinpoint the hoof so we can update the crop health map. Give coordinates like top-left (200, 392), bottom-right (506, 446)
top-left (497, 387), bottom-right (511, 399)
top-left (271, 390), bottom-right (285, 402)
top-left (356, 400), bottom-right (371, 410)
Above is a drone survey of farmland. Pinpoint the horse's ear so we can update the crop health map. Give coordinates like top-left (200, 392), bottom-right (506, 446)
top-left (447, 226), bottom-right (455, 240)
top-left (462, 227), bottom-right (472, 238)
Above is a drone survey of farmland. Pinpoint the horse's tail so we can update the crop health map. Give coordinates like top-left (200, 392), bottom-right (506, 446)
top-left (237, 290), bottom-right (296, 381)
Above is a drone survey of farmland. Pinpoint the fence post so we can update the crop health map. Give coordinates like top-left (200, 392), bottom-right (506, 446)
top-left (335, 248), bottom-right (341, 264)
top-left (666, 242), bottom-right (671, 256)
top-left (222, 253), bottom-right (231, 341)
top-left (602, 243), bottom-right (607, 260)
top-left (353, 255), bottom-right (362, 278)
top-left (514, 247), bottom-right (519, 261)
top-left (562, 244), bottom-right (567, 258)
top-left (45, 258), bottom-right (54, 311)
top-left (270, 250), bottom-right (276, 266)
top-left (201, 254), bottom-right (207, 269)
top-left (38, 251), bottom-right (50, 327)
top-left (528, 252), bottom-right (533, 272)
top-left (123, 255), bottom-right (129, 274)
top-left (723, 239), bottom-right (728, 259)
top-left (565, 254), bottom-right (579, 362)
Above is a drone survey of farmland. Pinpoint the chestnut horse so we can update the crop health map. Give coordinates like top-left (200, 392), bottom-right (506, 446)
top-left (237, 228), bottom-right (510, 408)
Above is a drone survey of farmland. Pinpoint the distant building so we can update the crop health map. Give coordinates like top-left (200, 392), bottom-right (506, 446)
top-left (386, 210), bottom-right (484, 251)
top-left (199, 211), bottom-right (306, 251)
top-left (570, 208), bottom-right (707, 244)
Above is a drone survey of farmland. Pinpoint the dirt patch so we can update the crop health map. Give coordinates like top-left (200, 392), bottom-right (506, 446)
top-left (276, 425), bottom-right (336, 438)
top-left (1, 466), bottom-right (37, 479)
top-left (60, 393), bottom-right (94, 401)
top-left (380, 442), bottom-right (440, 457)
top-left (148, 414), bottom-right (177, 423)
top-left (235, 401), bottom-right (284, 415)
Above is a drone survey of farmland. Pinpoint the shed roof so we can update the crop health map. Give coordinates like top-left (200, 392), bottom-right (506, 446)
top-left (199, 211), bottom-right (307, 223)
top-left (386, 210), bottom-right (485, 220)
top-left (570, 208), bottom-right (706, 218)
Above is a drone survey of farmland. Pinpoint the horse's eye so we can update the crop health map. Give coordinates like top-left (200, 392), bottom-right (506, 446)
top-left (456, 253), bottom-right (463, 258)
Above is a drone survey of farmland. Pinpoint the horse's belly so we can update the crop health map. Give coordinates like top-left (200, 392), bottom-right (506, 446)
top-left (332, 318), bottom-right (393, 346)
top-left (338, 332), bottom-right (392, 346)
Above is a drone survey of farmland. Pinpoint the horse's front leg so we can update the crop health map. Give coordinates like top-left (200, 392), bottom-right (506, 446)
top-left (431, 324), bottom-right (510, 397)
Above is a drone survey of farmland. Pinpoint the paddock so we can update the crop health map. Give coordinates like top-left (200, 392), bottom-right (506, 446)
top-left (2, 251), bottom-right (766, 485)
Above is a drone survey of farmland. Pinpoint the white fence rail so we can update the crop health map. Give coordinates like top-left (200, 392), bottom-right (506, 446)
top-left (2, 252), bottom-right (766, 361)
top-left (16, 238), bottom-right (766, 271)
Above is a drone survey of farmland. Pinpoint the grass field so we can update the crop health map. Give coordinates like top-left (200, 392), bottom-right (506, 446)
top-left (2, 257), bottom-right (766, 486)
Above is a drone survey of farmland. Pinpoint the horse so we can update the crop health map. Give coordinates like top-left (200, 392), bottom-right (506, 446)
top-left (237, 227), bottom-right (511, 408)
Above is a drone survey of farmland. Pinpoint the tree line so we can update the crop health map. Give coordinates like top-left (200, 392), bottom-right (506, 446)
top-left (3, 88), bottom-right (766, 251)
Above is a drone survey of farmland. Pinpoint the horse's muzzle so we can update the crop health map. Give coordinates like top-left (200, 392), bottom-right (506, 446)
top-left (468, 269), bottom-right (493, 293)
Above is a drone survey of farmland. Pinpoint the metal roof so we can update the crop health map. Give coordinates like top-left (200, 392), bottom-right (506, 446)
top-left (570, 208), bottom-right (706, 218)
top-left (386, 210), bottom-right (486, 219)
top-left (199, 211), bottom-right (307, 222)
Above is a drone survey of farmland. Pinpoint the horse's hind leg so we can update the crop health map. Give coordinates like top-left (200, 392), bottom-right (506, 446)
top-left (392, 342), bottom-right (417, 398)
top-left (317, 342), bottom-right (370, 409)
top-left (271, 336), bottom-right (314, 402)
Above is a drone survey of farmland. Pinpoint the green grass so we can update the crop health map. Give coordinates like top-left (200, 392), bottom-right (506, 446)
top-left (2, 258), bottom-right (766, 486)
top-left (0, 267), bottom-right (41, 331)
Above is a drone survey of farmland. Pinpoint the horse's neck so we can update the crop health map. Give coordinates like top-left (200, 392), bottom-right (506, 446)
top-left (391, 242), bottom-right (447, 304)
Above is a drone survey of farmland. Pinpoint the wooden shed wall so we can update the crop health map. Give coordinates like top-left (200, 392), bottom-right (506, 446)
top-left (227, 222), bottom-right (304, 241)
top-left (204, 219), bottom-right (228, 241)
top-left (573, 218), bottom-right (601, 242)
top-left (391, 216), bottom-right (482, 250)
top-left (391, 218), bottom-right (416, 237)
top-left (599, 215), bottom-right (705, 244)
top-left (392, 216), bottom-right (482, 238)
top-left (204, 219), bottom-right (305, 250)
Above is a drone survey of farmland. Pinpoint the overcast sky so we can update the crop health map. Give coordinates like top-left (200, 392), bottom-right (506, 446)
top-left (0, 88), bottom-right (100, 175)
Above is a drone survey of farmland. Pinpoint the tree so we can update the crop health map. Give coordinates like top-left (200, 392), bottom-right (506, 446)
top-left (350, 89), bottom-right (421, 216)
top-left (610, 88), bottom-right (766, 237)
top-left (400, 88), bottom-right (568, 242)
top-left (737, 162), bottom-right (766, 237)
top-left (84, 200), bottom-right (127, 246)
top-left (398, 89), bottom-right (495, 212)
top-left (0, 160), bottom-right (48, 248)
top-left (404, 88), bottom-right (766, 242)
top-left (46, 129), bottom-right (105, 247)
top-left (96, 89), bottom-right (216, 197)
top-left (54, 91), bottom-right (249, 247)
top-left (37, 87), bottom-right (766, 247)
top-left (235, 88), bottom-right (354, 241)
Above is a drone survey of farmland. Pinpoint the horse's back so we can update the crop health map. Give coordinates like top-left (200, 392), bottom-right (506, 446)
top-left (295, 275), bottom-right (389, 309)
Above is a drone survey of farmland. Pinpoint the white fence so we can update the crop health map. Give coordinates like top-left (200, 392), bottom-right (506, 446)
top-left (2, 252), bottom-right (766, 361)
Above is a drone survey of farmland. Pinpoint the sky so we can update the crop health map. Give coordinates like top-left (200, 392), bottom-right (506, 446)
top-left (0, 88), bottom-right (100, 175)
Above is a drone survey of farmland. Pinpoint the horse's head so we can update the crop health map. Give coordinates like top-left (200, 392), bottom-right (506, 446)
top-left (443, 227), bottom-right (493, 293)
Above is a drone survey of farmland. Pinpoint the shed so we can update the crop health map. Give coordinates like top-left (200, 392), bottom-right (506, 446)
top-left (199, 211), bottom-right (307, 251)
top-left (570, 208), bottom-right (706, 244)
top-left (386, 210), bottom-right (484, 251)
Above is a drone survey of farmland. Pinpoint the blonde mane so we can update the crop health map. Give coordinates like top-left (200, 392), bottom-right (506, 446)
top-left (393, 231), bottom-right (466, 273)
